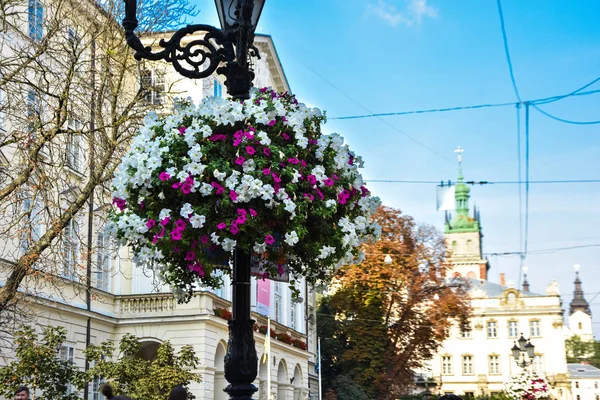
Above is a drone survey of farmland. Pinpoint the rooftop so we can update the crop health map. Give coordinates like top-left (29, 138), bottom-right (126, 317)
top-left (567, 363), bottom-right (600, 379)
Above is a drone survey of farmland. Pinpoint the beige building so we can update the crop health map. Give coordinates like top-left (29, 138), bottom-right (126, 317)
top-left (568, 363), bottom-right (600, 400)
top-left (417, 153), bottom-right (574, 399)
top-left (0, 1), bottom-right (316, 399)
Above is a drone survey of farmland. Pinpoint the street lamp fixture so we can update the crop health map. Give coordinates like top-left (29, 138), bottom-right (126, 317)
top-left (512, 333), bottom-right (536, 368)
top-left (122, 0), bottom-right (265, 99)
top-left (121, 2), bottom-right (266, 399)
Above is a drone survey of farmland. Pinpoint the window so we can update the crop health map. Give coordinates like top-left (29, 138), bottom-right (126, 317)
top-left (28, 0), bottom-right (44, 42)
top-left (451, 241), bottom-right (457, 253)
top-left (578, 322), bottom-right (583, 330)
top-left (530, 320), bottom-right (541, 337)
top-left (460, 326), bottom-right (472, 338)
top-left (464, 392), bottom-right (475, 398)
top-left (533, 355), bottom-right (544, 374)
top-left (63, 219), bottom-right (80, 279)
top-left (214, 79), bottom-right (223, 97)
top-left (442, 356), bottom-right (453, 375)
top-left (508, 321), bottom-right (519, 338)
top-left (141, 69), bottom-right (165, 105)
top-left (274, 283), bottom-right (282, 322)
top-left (290, 303), bottom-right (296, 330)
top-left (95, 229), bottom-right (111, 291)
top-left (576, 396), bottom-right (580, 400)
top-left (27, 89), bottom-right (41, 134)
top-left (575, 382), bottom-right (579, 389)
top-left (59, 345), bottom-right (75, 394)
top-left (467, 239), bottom-right (473, 253)
top-left (19, 196), bottom-right (44, 255)
top-left (66, 118), bottom-right (82, 170)
top-left (488, 355), bottom-right (500, 374)
top-left (595, 381), bottom-right (598, 389)
top-left (487, 321), bottom-right (498, 338)
top-left (462, 355), bottom-right (473, 375)
top-left (92, 376), bottom-right (105, 400)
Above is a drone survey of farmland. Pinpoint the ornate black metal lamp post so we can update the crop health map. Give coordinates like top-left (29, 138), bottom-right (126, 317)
top-left (122, 1), bottom-right (265, 398)
top-left (122, 0), bottom-right (264, 99)
top-left (511, 333), bottom-right (536, 368)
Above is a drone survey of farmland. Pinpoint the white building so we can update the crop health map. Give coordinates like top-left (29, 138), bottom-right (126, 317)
top-left (568, 364), bottom-right (600, 400)
top-left (0, 1), bottom-right (316, 398)
top-left (418, 153), bottom-right (572, 399)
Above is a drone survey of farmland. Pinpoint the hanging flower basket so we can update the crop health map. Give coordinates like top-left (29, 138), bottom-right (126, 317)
top-left (109, 88), bottom-right (381, 301)
top-left (504, 371), bottom-right (550, 400)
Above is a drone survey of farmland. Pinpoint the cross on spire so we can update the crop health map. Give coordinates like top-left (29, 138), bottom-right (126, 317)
top-left (454, 145), bottom-right (464, 163)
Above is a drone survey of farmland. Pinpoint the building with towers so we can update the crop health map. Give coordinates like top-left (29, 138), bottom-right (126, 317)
top-left (415, 147), bottom-right (578, 399)
top-left (443, 146), bottom-right (490, 281)
top-left (566, 265), bottom-right (594, 343)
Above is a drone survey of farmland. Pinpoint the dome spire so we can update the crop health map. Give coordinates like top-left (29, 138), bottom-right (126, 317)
top-left (453, 146), bottom-right (470, 217)
top-left (522, 266), bottom-right (530, 292)
top-left (570, 264), bottom-right (591, 316)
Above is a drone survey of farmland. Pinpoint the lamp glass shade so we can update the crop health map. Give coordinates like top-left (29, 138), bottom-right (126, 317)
top-left (384, 254), bottom-right (393, 264)
top-left (215, 0), bottom-right (266, 31)
top-left (511, 343), bottom-right (521, 360)
top-left (518, 334), bottom-right (527, 351)
top-left (525, 341), bottom-right (535, 358)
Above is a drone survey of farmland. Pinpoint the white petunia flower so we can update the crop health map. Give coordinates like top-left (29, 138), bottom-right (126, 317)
top-left (253, 242), bottom-right (267, 254)
top-left (284, 231), bottom-right (299, 246)
top-left (222, 238), bottom-right (237, 252)
top-left (180, 203), bottom-right (193, 218)
top-left (214, 169), bottom-right (227, 181)
top-left (159, 209), bottom-right (171, 220)
top-left (189, 214), bottom-right (206, 228)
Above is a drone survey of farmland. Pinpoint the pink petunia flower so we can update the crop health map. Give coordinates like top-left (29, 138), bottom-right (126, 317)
top-left (237, 208), bottom-right (247, 216)
top-left (185, 251), bottom-right (195, 261)
top-left (282, 133), bottom-right (290, 140)
top-left (263, 147), bottom-right (271, 157)
top-left (146, 219), bottom-right (156, 229)
top-left (249, 209), bottom-right (257, 217)
top-left (181, 183), bottom-right (192, 194)
top-left (245, 146), bottom-right (256, 155)
top-left (217, 222), bottom-right (227, 230)
top-left (178, 126), bottom-right (187, 134)
top-left (300, 160), bottom-right (307, 168)
top-left (160, 216), bottom-right (171, 226)
top-left (175, 219), bottom-right (186, 230)
top-left (235, 156), bottom-right (245, 165)
top-left (171, 230), bottom-right (183, 241)
top-left (200, 235), bottom-right (209, 244)
top-left (236, 214), bottom-right (247, 225)
top-left (306, 175), bottom-right (317, 185)
top-left (324, 178), bottom-right (334, 187)
top-left (159, 172), bottom-right (171, 181)
top-left (216, 186), bottom-right (225, 196)
top-left (303, 193), bottom-right (314, 201)
top-left (277, 264), bottom-right (285, 275)
top-left (230, 225), bottom-right (239, 235)
top-left (262, 167), bottom-right (271, 175)
top-left (268, 120), bottom-right (277, 126)
top-left (265, 234), bottom-right (275, 245)
top-left (287, 157), bottom-right (299, 164)
top-left (230, 190), bottom-right (238, 201)
top-left (272, 173), bottom-right (281, 183)
top-left (172, 182), bottom-right (182, 189)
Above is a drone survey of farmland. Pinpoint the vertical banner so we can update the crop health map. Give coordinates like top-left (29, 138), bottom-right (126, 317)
top-left (436, 185), bottom-right (455, 211)
top-left (256, 278), bottom-right (271, 316)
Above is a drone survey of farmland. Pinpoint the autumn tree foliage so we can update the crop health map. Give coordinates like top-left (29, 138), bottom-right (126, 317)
top-left (318, 206), bottom-right (471, 400)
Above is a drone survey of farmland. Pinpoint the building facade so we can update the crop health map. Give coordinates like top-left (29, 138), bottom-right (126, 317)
top-left (0, 1), bottom-right (316, 398)
top-left (568, 363), bottom-right (600, 400)
top-left (418, 151), bottom-right (573, 399)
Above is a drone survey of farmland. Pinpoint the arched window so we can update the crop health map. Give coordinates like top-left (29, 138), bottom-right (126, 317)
top-left (467, 239), bottom-right (473, 253)
top-left (452, 241), bottom-right (458, 253)
top-left (579, 322), bottom-right (583, 330)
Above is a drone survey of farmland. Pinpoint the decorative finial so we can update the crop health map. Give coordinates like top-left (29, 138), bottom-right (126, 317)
top-left (574, 264), bottom-right (581, 273)
top-left (454, 145), bottom-right (464, 163)
top-left (522, 266), bottom-right (528, 274)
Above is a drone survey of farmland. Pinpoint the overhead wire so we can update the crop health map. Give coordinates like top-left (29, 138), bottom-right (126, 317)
top-left (364, 179), bottom-right (600, 185)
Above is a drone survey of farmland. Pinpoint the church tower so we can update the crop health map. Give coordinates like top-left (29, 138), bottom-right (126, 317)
top-left (568, 264), bottom-right (594, 341)
top-left (444, 146), bottom-right (490, 280)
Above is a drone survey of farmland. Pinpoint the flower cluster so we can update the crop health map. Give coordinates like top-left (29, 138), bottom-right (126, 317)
top-left (504, 371), bottom-right (550, 400)
top-left (109, 88), bottom-right (381, 301)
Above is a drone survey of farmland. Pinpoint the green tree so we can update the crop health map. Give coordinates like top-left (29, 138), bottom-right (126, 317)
top-left (0, 326), bottom-right (85, 400)
top-left (84, 333), bottom-right (201, 400)
top-left (565, 335), bottom-right (600, 368)
top-left (318, 206), bottom-right (471, 399)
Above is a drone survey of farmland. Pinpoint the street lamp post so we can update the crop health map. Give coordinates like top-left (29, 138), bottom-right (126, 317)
top-left (511, 333), bottom-right (536, 369)
top-left (121, 1), bottom-right (266, 398)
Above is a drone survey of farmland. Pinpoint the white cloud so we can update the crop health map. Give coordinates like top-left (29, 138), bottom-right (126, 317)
top-left (368, 0), bottom-right (439, 27)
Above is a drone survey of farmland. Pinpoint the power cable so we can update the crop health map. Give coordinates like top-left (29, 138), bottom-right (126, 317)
top-left (530, 103), bottom-right (600, 125)
top-left (328, 88), bottom-right (600, 120)
top-left (297, 61), bottom-right (454, 163)
top-left (365, 179), bottom-right (600, 185)
top-left (484, 243), bottom-right (600, 256)
top-left (496, 0), bottom-right (522, 102)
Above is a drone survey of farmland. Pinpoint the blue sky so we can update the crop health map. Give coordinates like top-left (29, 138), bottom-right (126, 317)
top-left (192, 0), bottom-right (600, 332)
